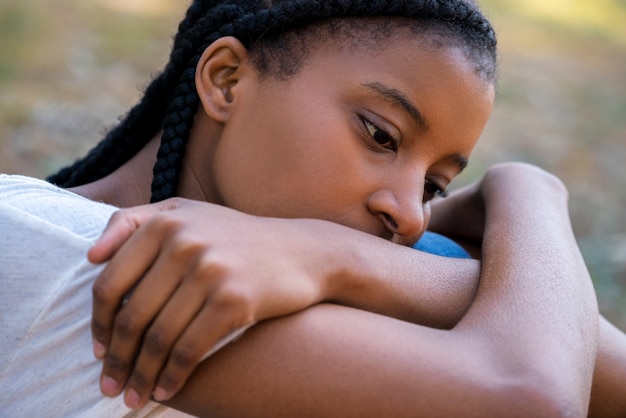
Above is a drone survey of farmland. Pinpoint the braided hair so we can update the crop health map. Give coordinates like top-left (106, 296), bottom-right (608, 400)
top-left (47, 0), bottom-right (497, 203)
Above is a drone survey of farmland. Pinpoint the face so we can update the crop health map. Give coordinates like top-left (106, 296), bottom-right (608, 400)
top-left (202, 33), bottom-right (494, 244)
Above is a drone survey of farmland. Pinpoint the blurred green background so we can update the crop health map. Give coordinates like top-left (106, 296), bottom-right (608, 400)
top-left (1, 0), bottom-right (625, 328)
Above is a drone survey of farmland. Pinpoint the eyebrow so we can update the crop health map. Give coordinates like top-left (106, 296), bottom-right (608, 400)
top-left (362, 82), bottom-right (428, 132)
top-left (363, 82), bottom-right (469, 173)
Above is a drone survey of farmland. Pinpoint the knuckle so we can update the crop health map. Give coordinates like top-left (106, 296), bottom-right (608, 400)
top-left (91, 318), bottom-right (110, 342)
top-left (92, 273), bottom-right (115, 304)
top-left (149, 212), bottom-right (181, 232)
top-left (142, 215), bottom-right (178, 241)
top-left (143, 327), bottom-right (170, 357)
top-left (211, 284), bottom-right (256, 325)
top-left (194, 258), bottom-right (228, 285)
top-left (129, 370), bottom-right (151, 391)
top-left (157, 370), bottom-right (182, 394)
top-left (113, 309), bottom-right (139, 340)
top-left (104, 352), bottom-right (130, 375)
top-left (215, 283), bottom-right (253, 310)
top-left (170, 344), bottom-right (196, 370)
top-left (170, 237), bottom-right (205, 260)
top-left (107, 209), bottom-right (127, 226)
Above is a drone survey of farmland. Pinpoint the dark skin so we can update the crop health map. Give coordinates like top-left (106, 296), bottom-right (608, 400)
top-left (74, 33), bottom-right (626, 416)
top-left (77, 33), bottom-right (492, 407)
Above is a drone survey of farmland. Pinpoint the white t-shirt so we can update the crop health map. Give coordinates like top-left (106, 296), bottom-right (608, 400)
top-left (0, 174), bottom-right (192, 417)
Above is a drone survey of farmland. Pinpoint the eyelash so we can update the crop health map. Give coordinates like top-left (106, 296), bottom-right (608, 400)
top-left (424, 181), bottom-right (448, 202)
top-left (362, 117), bottom-right (397, 152)
top-left (360, 116), bottom-right (448, 202)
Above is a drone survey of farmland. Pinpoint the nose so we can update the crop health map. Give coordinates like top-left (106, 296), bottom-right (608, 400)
top-left (367, 182), bottom-right (427, 242)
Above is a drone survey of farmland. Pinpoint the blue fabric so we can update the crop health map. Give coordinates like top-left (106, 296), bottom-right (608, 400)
top-left (413, 231), bottom-right (471, 259)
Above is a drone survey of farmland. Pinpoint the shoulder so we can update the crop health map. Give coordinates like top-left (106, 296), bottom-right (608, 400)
top-left (0, 174), bottom-right (118, 242)
top-left (0, 175), bottom-right (187, 417)
top-left (0, 173), bottom-right (116, 293)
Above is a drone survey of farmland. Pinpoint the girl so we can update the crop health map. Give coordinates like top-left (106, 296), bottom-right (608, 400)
top-left (2, 0), bottom-right (624, 416)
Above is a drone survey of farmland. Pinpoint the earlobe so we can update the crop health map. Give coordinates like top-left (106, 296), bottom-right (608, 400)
top-left (195, 36), bottom-right (250, 123)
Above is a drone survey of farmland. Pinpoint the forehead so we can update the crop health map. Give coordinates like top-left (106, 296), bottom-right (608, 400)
top-left (273, 31), bottom-right (495, 157)
top-left (295, 29), bottom-right (494, 109)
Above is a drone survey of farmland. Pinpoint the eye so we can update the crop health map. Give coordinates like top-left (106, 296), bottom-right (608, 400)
top-left (423, 180), bottom-right (448, 203)
top-left (362, 118), bottom-right (397, 151)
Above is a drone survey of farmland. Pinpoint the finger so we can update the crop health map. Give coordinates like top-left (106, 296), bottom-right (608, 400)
top-left (91, 221), bottom-right (164, 359)
top-left (88, 198), bottom-right (184, 264)
top-left (152, 283), bottom-right (254, 402)
top-left (122, 278), bottom-right (210, 409)
top-left (98, 234), bottom-right (196, 397)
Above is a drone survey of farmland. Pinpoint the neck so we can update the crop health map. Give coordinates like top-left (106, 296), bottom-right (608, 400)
top-left (176, 112), bottom-right (223, 205)
top-left (69, 136), bottom-right (160, 207)
top-left (68, 112), bottom-right (223, 208)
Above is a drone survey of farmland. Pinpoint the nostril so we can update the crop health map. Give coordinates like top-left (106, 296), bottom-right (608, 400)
top-left (383, 213), bottom-right (399, 231)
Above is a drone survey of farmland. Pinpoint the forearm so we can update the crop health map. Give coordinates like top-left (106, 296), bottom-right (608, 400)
top-left (90, 172), bottom-right (615, 414)
top-left (326, 196), bottom-right (623, 417)
top-left (167, 165), bottom-right (601, 417)
top-left (457, 164), bottom-right (598, 413)
top-left (326, 170), bottom-right (624, 417)
top-left (166, 304), bottom-right (543, 418)
top-left (322, 181), bottom-right (486, 330)
top-left (323, 227), bottom-right (480, 329)
top-left (169, 298), bottom-right (605, 418)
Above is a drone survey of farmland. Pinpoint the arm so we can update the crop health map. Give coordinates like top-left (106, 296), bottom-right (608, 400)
top-left (92, 163), bottom-right (599, 415)
top-left (589, 316), bottom-right (626, 418)
top-left (90, 200), bottom-right (481, 330)
top-left (163, 162), bottom-right (598, 417)
top-left (90, 200), bottom-right (482, 407)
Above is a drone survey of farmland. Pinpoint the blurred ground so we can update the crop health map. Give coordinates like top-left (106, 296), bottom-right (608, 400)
top-left (1, 0), bottom-right (625, 328)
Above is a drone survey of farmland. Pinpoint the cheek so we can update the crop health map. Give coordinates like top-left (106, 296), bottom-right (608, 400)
top-left (423, 202), bottom-right (432, 230)
top-left (211, 138), bottom-right (286, 214)
top-left (212, 117), bottom-right (362, 217)
top-left (211, 80), bottom-right (381, 219)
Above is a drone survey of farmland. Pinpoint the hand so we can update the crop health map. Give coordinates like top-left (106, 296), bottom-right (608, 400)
top-left (89, 198), bottom-right (331, 409)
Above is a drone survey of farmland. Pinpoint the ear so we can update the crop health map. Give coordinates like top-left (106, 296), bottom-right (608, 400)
top-left (195, 36), bottom-right (250, 123)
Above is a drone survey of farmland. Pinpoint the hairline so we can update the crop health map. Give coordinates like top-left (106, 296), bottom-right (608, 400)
top-left (246, 16), bottom-right (497, 87)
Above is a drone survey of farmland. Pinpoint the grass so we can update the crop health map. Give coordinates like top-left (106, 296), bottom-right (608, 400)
top-left (477, 0), bottom-right (626, 327)
top-left (1, 0), bottom-right (625, 327)
top-left (482, 0), bottom-right (626, 45)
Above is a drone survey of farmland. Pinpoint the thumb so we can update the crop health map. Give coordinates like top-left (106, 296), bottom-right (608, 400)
top-left (88, 198), bottom-right (185, 264)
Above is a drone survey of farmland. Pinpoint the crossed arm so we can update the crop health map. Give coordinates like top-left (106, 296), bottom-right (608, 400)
top-left (89, 163), bottom-right (625, 417)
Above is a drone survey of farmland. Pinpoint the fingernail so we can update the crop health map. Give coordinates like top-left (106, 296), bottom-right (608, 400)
top-left (93, 339), bottom-right (106, 359)
top-left (153, 386), bottom-right (170, 402)
top-left (125, 388), bottom-right (141, 409)
top-left (101, 375), bottom-right (119, 397)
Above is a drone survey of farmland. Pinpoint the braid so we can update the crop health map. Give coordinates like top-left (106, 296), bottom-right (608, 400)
top-left (48, 0), bottom-right (497, 203)
top-left (149, 4), bottom-right (252, 201)
top-left (149, 66), bottom-right (199, 202)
